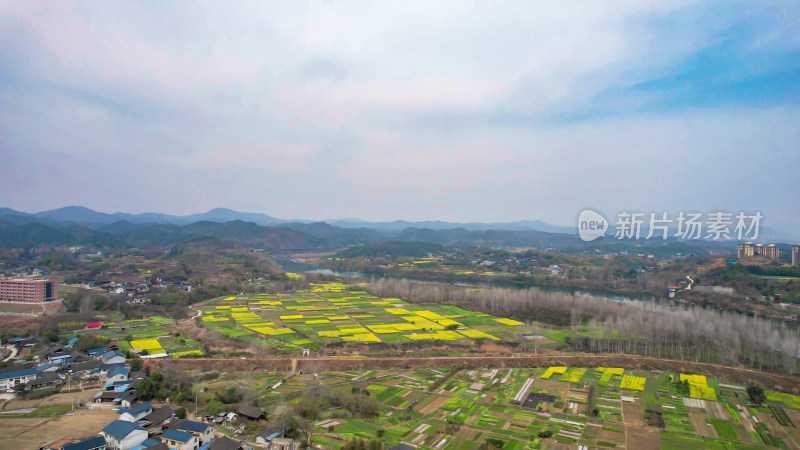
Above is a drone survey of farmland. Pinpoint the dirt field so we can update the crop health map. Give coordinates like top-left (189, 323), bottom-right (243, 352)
top-left (706, 401), bottom-right (732, 420)
top-left (0, 407), bottom-right (117, 449)
top-left (688, 408), bottom-right (716, 438)
top-left (1, 389), bottom-right (101, 411)
top-left (0, 301), bottom-right (66, 314)
top-left (626, 425), bottom-right (660, 449)
top-left (417, 394), bottom-right (449, 415)
top-left (598, 428), bottom-right (626, 445)
top-left (622, 402), bottom-right (645, 426)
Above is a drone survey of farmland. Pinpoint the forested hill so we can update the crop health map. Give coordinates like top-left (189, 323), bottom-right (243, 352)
top-left (0, 215), bottom-right (737, 257)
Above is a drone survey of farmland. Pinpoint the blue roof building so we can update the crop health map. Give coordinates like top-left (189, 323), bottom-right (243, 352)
top-left (62, 436), bottom-right (106, 450)
top-left (50, 354), bottom-right (73, 364)
top-left (87, 347), bottom-right (107, 358)
top-left (119, 402), bottom-right (152, 416)
top-left (102, 350), bottom-right (126, 363)
top-left (100, 362), bottom-right (126, 372)
top-left (176, 420), bottom-right (210, 433)
top-left (108, 366), bottom-right (130, 379)
top-left (176, 419), bottom-right (215, 444)
top-left (163, 429), bottom-right (198, 449)
top-left (129, 437), bottom-right (167, 449)
top-left (102, 419), bottom-right (147, 440)
top-left (37, 363), bottom-right (60, 372)
top-left (0, 368), bottom-right (37, 389)
top-left (164, 429), bottom-right (194, 442)
top-left (118, 402), bottom-right (153, 421)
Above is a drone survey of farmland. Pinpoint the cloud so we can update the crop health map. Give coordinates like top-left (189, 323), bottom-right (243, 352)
top-left (0, 1), bottom-right (798, 229)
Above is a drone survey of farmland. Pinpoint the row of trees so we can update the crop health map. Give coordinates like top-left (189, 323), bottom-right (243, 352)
top-left (366, 278), bottom-right (800, 374)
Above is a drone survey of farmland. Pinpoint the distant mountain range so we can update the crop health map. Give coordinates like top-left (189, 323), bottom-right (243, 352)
top-left (0, 206), bottom-right (575, 233)
top-left (0, 206), bottom-right (793, 252)
top-left (0, 206), bottom-right (284, 226)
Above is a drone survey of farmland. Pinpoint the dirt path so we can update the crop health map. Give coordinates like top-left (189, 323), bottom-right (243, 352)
top-left (188, 305), bottom-right (202, 321)
top-left (2, 345), bottom-right (18, 362)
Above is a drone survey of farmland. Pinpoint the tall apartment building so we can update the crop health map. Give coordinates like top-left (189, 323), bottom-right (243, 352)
top-left (738, 242), bottom-right (780, 262)
top-left (764, 244), bottom-right (780, 261)
top-left (793, 246), bottom-right (799, 267)
top-left (738, 243), bottom-right (755, 259)
top-left (0, 278), bottom-right (59, 303)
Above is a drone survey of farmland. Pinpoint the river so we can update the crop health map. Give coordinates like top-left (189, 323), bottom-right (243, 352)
top-left (271, 258), bottom-right (659, 306)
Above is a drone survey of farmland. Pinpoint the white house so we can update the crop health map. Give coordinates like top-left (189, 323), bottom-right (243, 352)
top-left (102, 420), bottom-right (148, 450)
top-left (102, 351), bottom-right (126, 365)
top-left (117, 402), bottom-right (153, 422)
top-left (0, 368), bottom-right (37, 390)
top-left (106, 366), bottom-right (130, 384)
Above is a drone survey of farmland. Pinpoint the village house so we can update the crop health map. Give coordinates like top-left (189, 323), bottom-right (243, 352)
top-left (37, 362), bottom-right (60, 372)
top-left (25, 371), bottom-right (63, 390)
top-left (174, 420), bottom-right (215, 444)
top-left (0, 368), bottom-right (37, 390)
top-left (62, 436), bottom-right (107, 450)
top-left (69, 360), bottom-right (103, 378)
top-left (118, 402), bottom-right (153, 422)
top-left (161, 429), bottom-right (199, 450)
top-left (102, 351), bottom-right (126, 365)
top-left (137, 406), bottom-right (173, 434)
top-left (205, 436), bottom-right (245, 450)
top-left (96, 389), bottom-right (137, 406)
top-left (106, 366), bottom-right (130, 384)
top-left (237, 405), bottom-right (265, 421)
top-left (256, 427), bottom-right (282, 445)
top-left (101, 420), bottom-right (148, 450)
top-left (268, 437), bottom-right (302, 450)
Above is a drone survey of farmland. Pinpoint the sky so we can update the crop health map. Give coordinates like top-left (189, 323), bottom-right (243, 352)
top-left (1, 1), bottom-right (799, 230)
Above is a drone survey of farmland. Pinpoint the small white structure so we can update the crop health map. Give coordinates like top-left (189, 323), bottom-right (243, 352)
top-left (102, 350), bottom-right (126, 365)
top-left (102, 420), bottom-right (148, 450)
top-left (118, 402), bottom-right (153, 422)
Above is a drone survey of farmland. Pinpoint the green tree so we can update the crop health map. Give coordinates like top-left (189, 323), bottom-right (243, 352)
top-left (747, 384), bottom-right (766, 405)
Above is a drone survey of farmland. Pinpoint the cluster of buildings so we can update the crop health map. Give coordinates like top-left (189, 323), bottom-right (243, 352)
top-left (3, 338), bottom-right (301, 450)
top-left (0, 338), bottom-right (127, 392)
top-left (737, 242), bottom-right (781, 261)
top-left (1, 341), bottom-right (247, 450)
top-left (56, 405), bottom-right (245, 450)
top-left (94, 414), bottom-right (230, 450)
top-left (51, 397), bottom-right (298, 450)
top-left (0, 277), bottom-right (59, 303)
top-left (90, 279), bottom-right (196, 305)
top-left (737, 243), bottom-right (800, 266)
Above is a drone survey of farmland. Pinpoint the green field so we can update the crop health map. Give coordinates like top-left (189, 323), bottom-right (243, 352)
top-left (60, 315), bottom-right (204, 358)
top-left (196, 282), bottom-right (525, 349)
top-left (208, 365), bottom-right (800, 449)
